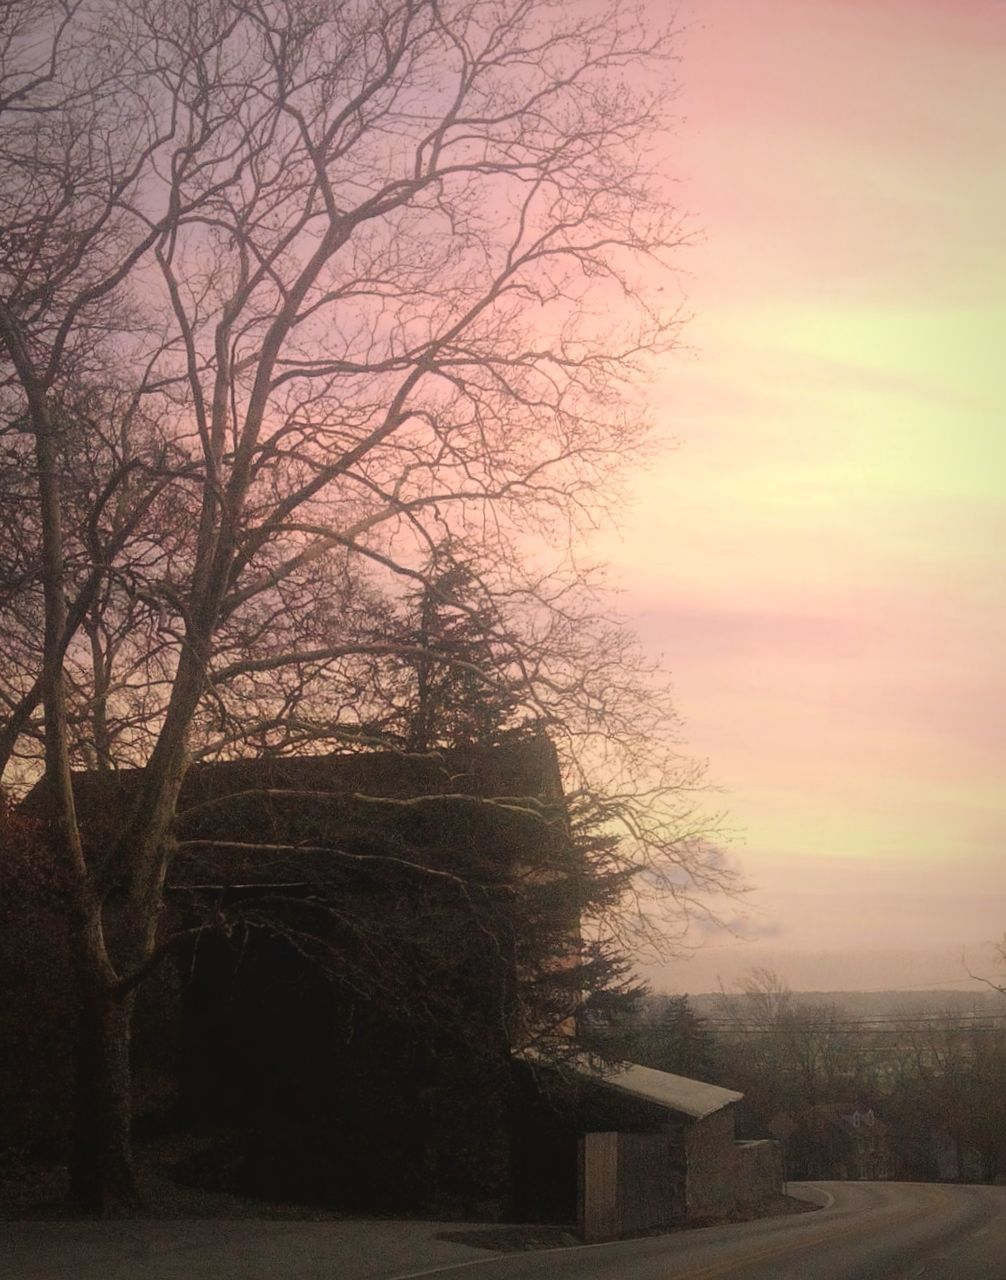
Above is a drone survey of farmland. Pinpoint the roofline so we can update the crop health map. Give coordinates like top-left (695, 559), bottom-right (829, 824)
top-left (519, 1048), bottom-right (744, 1120)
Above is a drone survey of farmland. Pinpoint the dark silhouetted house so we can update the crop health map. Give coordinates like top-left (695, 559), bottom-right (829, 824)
top-left (778, 1103), bottom-right (894, 1181)
top-left (23, 737), bottom-right (577, 1215)
top-left (21, 739), bottom-right (779, 1224)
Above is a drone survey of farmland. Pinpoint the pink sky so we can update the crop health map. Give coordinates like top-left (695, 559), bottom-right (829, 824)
top-left (600, 0), bottom-right (1006, 992)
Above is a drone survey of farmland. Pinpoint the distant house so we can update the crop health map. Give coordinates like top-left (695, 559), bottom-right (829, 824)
top-left (778, 1103), bottom-right (895, 1181)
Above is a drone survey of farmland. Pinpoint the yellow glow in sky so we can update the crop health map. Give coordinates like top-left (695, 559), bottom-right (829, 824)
top-left (604, 0), bottom-right (1006, 991)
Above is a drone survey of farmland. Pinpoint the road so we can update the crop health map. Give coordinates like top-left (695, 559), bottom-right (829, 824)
top-left (390, 1183), bottom-right (1006, 1280)
top-left (6, 1182), bottom-right (1005, 1279)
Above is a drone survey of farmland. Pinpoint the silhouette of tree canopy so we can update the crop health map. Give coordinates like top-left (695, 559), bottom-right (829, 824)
top-left (0, 0), bottom-right (731, 1210)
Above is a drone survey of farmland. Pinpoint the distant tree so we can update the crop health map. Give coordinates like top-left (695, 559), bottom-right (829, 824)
top-left (581, 991), bottom-right (719, 1079)
top-left (884, 1013), bottom-right (1006, 1183)
top-left (966, 935), bottom-right (1006, 999)
top-left (642, 994), bottom-right (720, 1078)
top-left (714, 970), bottom-right (872, 1133)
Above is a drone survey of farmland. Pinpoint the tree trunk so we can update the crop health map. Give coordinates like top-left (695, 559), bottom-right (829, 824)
top-left (63, 658), bottom-right (200, 1212)
top-left (68, 971), bottom-right (141, 1212)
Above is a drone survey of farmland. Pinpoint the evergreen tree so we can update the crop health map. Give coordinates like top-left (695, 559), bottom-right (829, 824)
top-left (581, 991), bottom-right (720, 1078)
top-left (392, 561), bottom-right (525, 752)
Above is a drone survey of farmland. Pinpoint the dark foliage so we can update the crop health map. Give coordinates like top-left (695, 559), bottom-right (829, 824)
top-left (579, 992), bottom-right (720, 1081)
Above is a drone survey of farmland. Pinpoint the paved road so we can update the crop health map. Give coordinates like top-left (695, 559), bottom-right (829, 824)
top-left (6, 1183), bottom-right (1005, 1279)
top-left (3, 1216), bottom-right (498, 1280)
top-left (388, 1183), bottom-right (1006, 1280)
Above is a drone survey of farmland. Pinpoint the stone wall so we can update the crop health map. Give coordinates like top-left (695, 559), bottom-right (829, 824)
top-left (684, 1109), bottom-right (738, 1219)
top-left (733, 1139), bottom-right (784, 1213)
top-left (578, 1105), bottom-right (784, 1240)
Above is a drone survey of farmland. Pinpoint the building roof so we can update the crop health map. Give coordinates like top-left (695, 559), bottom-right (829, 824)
top-left (807, 1103), bottom-right (890, 1138)
top-left (22, 734), bottom-right (563, 818)
top-left (525, 1050), bottom-right (742, 1120)
top-left (20, 735), bottom-right (568, 886)
top-left (588, 1060), bottom-right (743, 1120)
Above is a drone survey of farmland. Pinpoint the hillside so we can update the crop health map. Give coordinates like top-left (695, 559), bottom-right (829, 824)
top-left (689, 988), bottom-right (1006, 1023)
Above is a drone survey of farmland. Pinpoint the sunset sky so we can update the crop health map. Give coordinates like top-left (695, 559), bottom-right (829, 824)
top-left (605, 0), bottom-right (1006, 992)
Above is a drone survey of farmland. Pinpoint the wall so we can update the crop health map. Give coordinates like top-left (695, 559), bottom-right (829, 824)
top-left (733, 1140), bottom-right (784, 1213)
top-left (578, 1131), bottom-right (683, 1241)
top-left (618, 1132), bottom-right (681, 1233)
top-left (684, 1109), bottom-right (738, 1219)
top-left (579, 1132), bottom-right (619, 1241)
top-left (579, 1114), bottom-right (783, 1240)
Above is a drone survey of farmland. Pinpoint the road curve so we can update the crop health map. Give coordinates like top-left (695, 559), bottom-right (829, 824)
top-left (390, 1182), bottom-right (1006, 1280)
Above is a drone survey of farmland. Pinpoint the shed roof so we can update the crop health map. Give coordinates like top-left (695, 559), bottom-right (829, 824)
top-left (588, 1060), bottom-right (743, 1120)
top-left (524, 1049), bottom-right (742, 1120)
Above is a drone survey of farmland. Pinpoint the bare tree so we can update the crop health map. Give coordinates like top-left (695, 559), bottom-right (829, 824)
top-left (886, 1010), bottom-right (1006, 1183)
top-left (0, 0), bottom-right (722, 1208)
top-left (713, 970), bottom-right (871, 1134)
top-left (964, 936), bottom-right (1006, 999)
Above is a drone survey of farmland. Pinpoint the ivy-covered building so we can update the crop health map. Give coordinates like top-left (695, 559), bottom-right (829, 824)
top-left (22, 735), bottom-right (585, 1215)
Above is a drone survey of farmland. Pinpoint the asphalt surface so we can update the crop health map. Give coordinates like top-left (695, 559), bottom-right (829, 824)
top-left (387, 1183), bottom-right (1006, 1280)
top-left (5, 1182), bottom-right (1006, 1280)
top-left (2, 1216), bottom-right (497, 1280)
